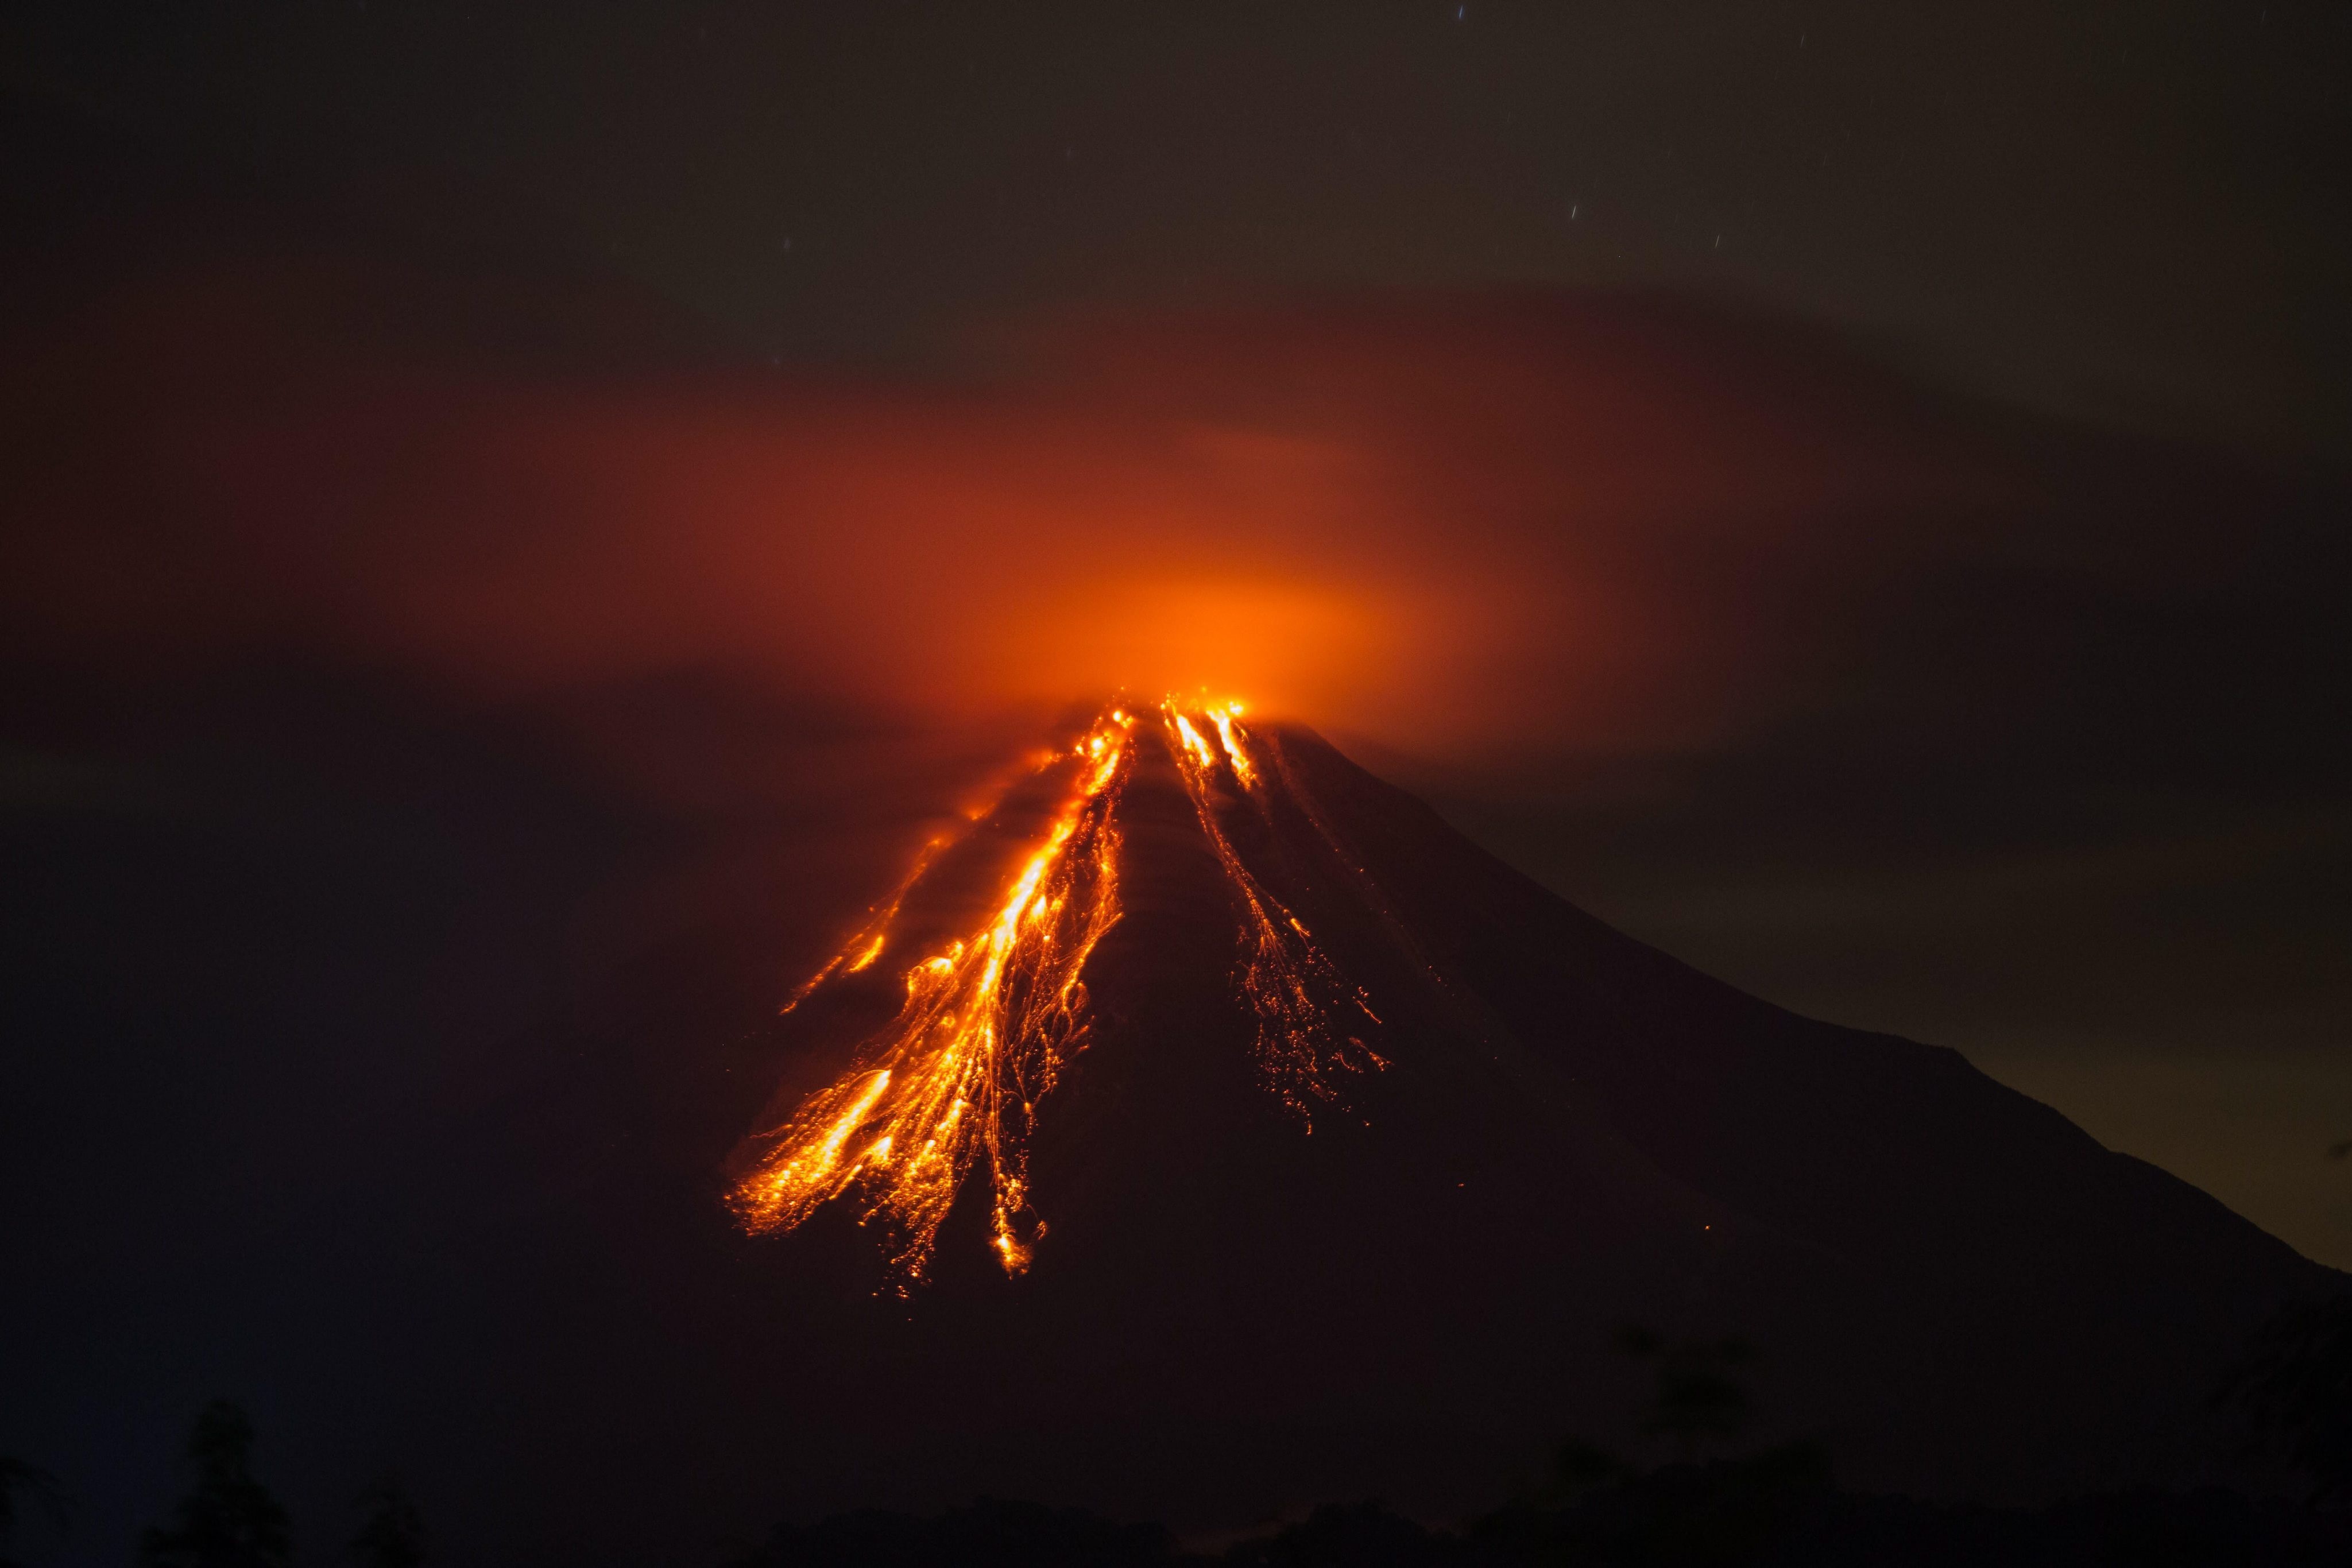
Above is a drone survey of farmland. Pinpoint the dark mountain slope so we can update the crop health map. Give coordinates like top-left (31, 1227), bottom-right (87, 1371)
top-left (271, 708), bottom-right (2332, 1558)
top-left (1238, 726), bottom-right (2327, 1496)
top-left (691, 717), bottom-right (2331, 1526)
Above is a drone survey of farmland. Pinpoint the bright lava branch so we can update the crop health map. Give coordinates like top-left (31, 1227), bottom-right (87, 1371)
top-left (730, 698), bottom-right (1384, 1284)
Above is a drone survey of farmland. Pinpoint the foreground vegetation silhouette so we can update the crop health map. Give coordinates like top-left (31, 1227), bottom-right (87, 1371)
top-left (1, 1456), bottom-right (69, 1568)
top-left (136, 1404), bottom-right (289, 1568)
top-left (730, 1323), bottom-right (2352, 1567)
top-left (17, 1314), bottom-right (2352, 1568)
top-left (2225, 1291), bottom-right (2352, 1504)
top-left (347, 1481), bottom-right (425, 1568)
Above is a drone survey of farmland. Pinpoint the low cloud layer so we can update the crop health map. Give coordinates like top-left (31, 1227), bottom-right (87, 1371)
top-left (9, 266), bottom-right (2089, 763)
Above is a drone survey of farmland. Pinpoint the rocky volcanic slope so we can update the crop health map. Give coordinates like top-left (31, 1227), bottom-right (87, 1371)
top-left (710, 715), bottom-right (2334, 1524)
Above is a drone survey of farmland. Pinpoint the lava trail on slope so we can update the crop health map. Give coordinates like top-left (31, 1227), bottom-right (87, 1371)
top-left (732, 698), bottom-right (1414, 1284)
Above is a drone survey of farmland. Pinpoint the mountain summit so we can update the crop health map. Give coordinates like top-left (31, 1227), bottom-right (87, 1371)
top-left (722, 700), bottom-right (2330, 1517)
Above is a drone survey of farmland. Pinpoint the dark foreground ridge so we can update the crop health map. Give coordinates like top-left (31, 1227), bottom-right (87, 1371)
top-left (735, 1485), bottom-right (2352, 1568)
top-left (53, 1373), bottom-right (2352, 1568)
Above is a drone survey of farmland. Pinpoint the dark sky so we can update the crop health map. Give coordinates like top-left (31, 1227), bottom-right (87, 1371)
top-left (4, 2), bottom-right (2351, 1557)
top-left (11, 2), bottom-right (2350, 451)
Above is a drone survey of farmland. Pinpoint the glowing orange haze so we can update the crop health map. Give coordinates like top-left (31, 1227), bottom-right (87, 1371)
top-left (3, 291), bottom-right (2017, 757)
top-left (367, 385), bottom-right (1517, 745)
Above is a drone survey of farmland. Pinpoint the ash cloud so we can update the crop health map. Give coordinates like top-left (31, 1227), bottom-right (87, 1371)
top-left (6, 262), bottom-right (2074, 765)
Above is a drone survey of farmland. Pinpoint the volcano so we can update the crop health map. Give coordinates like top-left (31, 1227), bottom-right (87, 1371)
top-left (701, 699), bottom-right (2332, 1521)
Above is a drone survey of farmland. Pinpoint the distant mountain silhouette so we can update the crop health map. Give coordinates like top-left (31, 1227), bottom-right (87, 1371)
top-left (699, 707), bottom-right (2335, 1525)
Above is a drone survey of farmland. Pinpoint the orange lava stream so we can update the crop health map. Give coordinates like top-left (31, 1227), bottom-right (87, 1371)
top-left (1162, 699), bottom-right (1386, 1125)
top-left (730, 710), bottom-right (1135, 1281)
top-left (775, 750), bottom-right (1071, 1016)
top-left (775, 845), bottom-right (938, 1016)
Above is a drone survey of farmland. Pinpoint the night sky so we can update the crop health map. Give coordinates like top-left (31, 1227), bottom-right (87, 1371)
top-left (5, 1), bottom-right (2351, 1558)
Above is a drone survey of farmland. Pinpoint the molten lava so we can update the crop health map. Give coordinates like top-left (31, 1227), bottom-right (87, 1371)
top-left (1162, 702), bottom-right (1387, 1122)
top-left (732, 698), bottom-right (1388, 1281)
top-left (732, 710), bottom-right (1132, 1277)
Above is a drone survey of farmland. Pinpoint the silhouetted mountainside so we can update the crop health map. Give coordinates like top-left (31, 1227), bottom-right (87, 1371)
top-left (1209, 726), bottom-right (2327, 1494)
top-left (341, 709), bottom-right (2338, 1558)
top-left (683, 717), bottom-right (2335, 1526)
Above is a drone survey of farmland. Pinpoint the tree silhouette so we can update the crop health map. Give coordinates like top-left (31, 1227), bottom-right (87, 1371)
top-left (138, 1403), bottom-right (291, 1568)
top-left (348, 1480), bottom-right (423, 1568)
top-left (2225, 1294), bottom-right (2352, 1505)
top-left (1615, 1325), bottom-right (1759, 1464)
top-left (1, 1457), bottom-right (70, 1568)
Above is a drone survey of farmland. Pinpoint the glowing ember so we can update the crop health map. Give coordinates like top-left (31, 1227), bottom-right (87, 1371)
top-left (732, 710), bottom-right (1133, 1280)
top-left (1160, 698), bottom-right (1386, 1124)
top-left (733, 696), bottom-right (1387, 1281)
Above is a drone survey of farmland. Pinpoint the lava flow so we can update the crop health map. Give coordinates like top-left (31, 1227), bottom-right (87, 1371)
top-left (732, 698), bottom-right (1387, 1281)
top-left (731, 709), bottom-right (1133, 1279)
top-left (1163, 702), bottom-right (1387, 1122)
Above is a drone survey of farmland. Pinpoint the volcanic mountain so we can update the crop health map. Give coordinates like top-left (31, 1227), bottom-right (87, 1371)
top-left (706, 699), bottom-right (2333, 1521)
